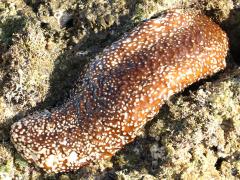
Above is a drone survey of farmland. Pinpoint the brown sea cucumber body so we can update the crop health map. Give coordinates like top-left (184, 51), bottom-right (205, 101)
top-left (10, 9), bottom-right (228, 173)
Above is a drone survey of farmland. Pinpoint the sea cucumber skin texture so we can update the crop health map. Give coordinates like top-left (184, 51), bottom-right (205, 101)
top-left (10, 9), bottom-right (228, 173)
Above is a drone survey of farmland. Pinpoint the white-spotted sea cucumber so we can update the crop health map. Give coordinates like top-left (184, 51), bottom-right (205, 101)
top-left (10, 9), bottom-right (228, 173)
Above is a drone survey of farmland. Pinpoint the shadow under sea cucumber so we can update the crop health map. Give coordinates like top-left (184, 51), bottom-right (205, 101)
top-left (10, 9), bottom-right (229, 173)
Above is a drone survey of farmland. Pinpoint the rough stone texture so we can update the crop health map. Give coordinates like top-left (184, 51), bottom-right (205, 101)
top-left (0, 0), bottom-right (239, 179)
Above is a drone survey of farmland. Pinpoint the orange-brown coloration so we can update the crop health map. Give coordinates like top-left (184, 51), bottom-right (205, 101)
top-left (10, 9), bottom-right (228, 173)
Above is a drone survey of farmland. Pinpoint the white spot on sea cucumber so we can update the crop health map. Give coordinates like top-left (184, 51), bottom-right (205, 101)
top-left (68, 151), bottom-right (78, 163)
top-left (45, 154), bottom-right (56, 168)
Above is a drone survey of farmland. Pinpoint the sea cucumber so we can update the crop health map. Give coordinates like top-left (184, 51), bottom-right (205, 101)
top-left (10, 9), bottom-right (228, 173)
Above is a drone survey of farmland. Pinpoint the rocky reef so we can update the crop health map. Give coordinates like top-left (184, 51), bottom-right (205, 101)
top-left (0, 0), bottom-right (239, 179)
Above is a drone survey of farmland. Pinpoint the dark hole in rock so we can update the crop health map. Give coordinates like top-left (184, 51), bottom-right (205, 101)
top-left (211, 146), bottom-right (218, 153)
top-left (62, 17), bottom-right (74, 29)
top-left (59, 12), bottom-right (74, 29)
top-left (215, 157), bottom-right (225, 171)
top-left (40, 22), bottom-right (49, 29)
